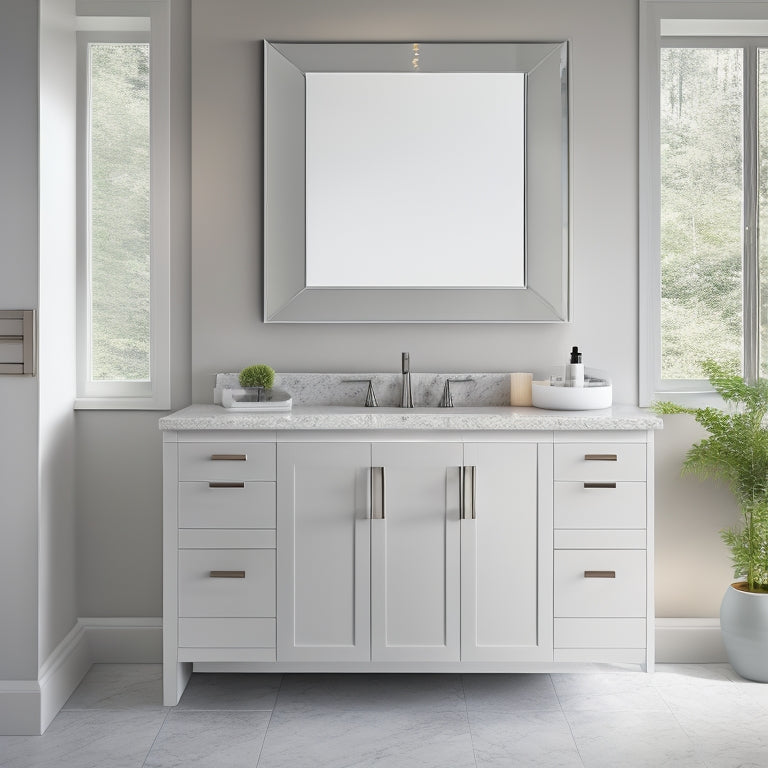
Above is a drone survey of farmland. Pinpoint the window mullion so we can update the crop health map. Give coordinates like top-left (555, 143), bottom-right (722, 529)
top-left (744, 45), bottom-right (760, 384)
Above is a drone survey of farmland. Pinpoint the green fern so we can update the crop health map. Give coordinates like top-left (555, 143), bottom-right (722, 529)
top-left (239, 364), bottom-right (275, 390)
top-left (654, 360), bottom-right (768, 592)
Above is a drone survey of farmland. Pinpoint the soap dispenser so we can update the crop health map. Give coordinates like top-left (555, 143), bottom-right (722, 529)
top-left (566, 346), bottom-right (584, 387)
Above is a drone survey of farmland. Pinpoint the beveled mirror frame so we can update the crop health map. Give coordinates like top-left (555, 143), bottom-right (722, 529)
top-left (264, 41), bottom-right (570, 323)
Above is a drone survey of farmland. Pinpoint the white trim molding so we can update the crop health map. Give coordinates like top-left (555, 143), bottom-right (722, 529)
top-left (0, 616), bottom-right (728, 735)
top-left (80, 616), bottom-right (162, 662)
top-left (640, 1), bottom-right (768, 404)
top-left (655, 618), bottom-right (727, 663)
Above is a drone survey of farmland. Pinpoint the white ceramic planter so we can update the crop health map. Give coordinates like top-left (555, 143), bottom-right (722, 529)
top-left (720, 583), bottom-right (768, 682)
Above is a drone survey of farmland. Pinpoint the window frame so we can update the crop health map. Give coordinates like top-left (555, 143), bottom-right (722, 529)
top-left (75, 3), bottom-right (170, 410)
top-left (639, 1), bottom-right (768, 407)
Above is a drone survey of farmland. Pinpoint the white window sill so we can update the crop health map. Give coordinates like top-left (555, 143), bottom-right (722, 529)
top-left (74, 396), bottom-right (170, 411)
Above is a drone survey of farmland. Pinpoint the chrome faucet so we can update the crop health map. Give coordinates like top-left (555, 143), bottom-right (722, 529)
top-left (401, 352), bottom-right (413, 408)
top-left (439, 377), bottom-right (475, 407)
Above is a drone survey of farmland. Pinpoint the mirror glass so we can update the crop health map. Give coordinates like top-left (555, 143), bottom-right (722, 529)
top-left (305, 72), bottom-right (525, 288)
top-left (264, 41), bottom-right (569, 322)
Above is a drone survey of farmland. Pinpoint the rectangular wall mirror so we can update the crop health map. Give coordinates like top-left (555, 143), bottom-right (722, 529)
top-left (264, 41), bottom-right (569, 323)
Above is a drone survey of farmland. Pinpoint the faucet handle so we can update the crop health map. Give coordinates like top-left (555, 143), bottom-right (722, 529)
top-left (439, 380), bottom-right (454, 408)
top-left (438, 377), bottom-right (475, 408)
top-left (342, 379), bottom-right (379, 407)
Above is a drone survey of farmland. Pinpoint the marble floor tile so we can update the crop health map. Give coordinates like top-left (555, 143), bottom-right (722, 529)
top-left (462, 673), bottom-right (561, 713)
top-left (651, 663), bottom-right (735, 687)
top-left (668, 704), bottom-right (768, 768)
top-left (256, 707), bottom-right (476, 768)
top-left (714, 666), bottom-right (768, 711)
top-left (63, 663), bottom-right (165, 711)
top-left (655, 678), bottom-right (752, 717)
top-left (469, 709), bottom-right (583, 768)
top-left (176, 673), bottom-right (282, 711)
top-left (552, 671), bottom-right (669, 713)
top-left (274, 673), bottom-right (466, 714)
top-left (0, 709), bottom-right (167, 768)
top-left (566, 709), bottom-right (706, 768)
top-left (143, 710), bottom-right (270, 768)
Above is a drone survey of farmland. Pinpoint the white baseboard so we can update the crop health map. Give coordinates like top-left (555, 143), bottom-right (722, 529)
top-left (0, 617), bottom-right (161, 736)
top-left (80, 617), bottom-right (162, 663)
top-left (655, 618), bottom-right (727, 663)
top-left (39, 620), bottom-right (92, 733)
top-left (0, 617), bottom-right (726, 735)
top-left (0, 682), bottom-right (41, 736)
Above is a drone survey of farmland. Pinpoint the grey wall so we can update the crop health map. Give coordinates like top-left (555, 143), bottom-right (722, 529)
top-left (0, 0), bottom-right (41, 681)
top-left (70, 0), bottom-right (741, 625)
top-left (190, 0), bottom-right (639, 403)
top-left (74, 0), bottom-right (191, 619)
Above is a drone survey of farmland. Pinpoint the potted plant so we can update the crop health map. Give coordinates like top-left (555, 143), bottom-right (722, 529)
top-left (654, 359), bottom-right (768, 681)
top-left (239, 363), bottom-right (275, 402)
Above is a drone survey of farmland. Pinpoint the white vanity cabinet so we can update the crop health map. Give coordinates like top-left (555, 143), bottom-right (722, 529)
top-left (552, 433), bottom-right (653, 664)
top-left (161, 407), bottom-right (658, 706)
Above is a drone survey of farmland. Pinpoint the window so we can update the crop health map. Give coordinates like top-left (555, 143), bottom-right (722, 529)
top-left (640, 4), bottom-right (768, 405)
top-left (76, 5), bottom-right (169, 409)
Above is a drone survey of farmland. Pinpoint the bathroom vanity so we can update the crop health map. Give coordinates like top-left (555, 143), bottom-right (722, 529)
top-left (160, 404), bottom-right (661, 705)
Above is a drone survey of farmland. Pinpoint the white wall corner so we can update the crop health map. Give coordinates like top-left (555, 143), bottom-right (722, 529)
top-left (38, 620), bottom-right (91, 733)
top-left (0, 621), bottom-right (88, 735)
top-left (655, 618), bottom-right (727, 663)
top-left (0, 617), bottom-right (161, 736)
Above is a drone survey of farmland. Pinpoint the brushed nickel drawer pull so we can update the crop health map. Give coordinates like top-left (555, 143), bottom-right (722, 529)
top-left (210, 454), bottom-right (247, 461)
top-left (371, 466), bottom-right (385, 519)
top-left (584, 454), bottom-right (617, 461)
top-left (583, 482), bottom-right (617, 489)
top-left (208, 482), bottom-right (245, 489)
top-left (209, 570), bottom-right (245, 578)
top-left (584, 570), bottom-right (616, 579)
top-left (462, 465), bottom-right (477, 520)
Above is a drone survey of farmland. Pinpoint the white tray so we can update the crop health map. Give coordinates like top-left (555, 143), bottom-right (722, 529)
top-left (531, 381), bottom-right (612, 410)
top-left (221, 388), bottom-right (292, 412)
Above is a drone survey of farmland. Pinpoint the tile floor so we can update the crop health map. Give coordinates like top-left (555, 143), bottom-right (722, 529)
top-left (1, 663), bottom-right (767, 767)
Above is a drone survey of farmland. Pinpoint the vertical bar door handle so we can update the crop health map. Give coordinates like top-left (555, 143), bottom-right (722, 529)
top-left (371, 466), bottom-right (385, 519)
top-left (463, 465), bottom-right (476, 519)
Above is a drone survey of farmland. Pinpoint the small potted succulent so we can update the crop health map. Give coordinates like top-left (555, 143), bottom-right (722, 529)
top-left (654, 360), bottom-right (768, 681)
top-left (239, 364), bottom-right (275, 402)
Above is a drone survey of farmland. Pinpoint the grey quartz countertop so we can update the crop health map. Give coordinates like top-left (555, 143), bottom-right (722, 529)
top-left (159, 404), bottom-right (663, 432)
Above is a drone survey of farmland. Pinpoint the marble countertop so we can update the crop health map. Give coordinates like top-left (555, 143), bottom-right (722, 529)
top-left (159, 404), bottom-right (663, 432)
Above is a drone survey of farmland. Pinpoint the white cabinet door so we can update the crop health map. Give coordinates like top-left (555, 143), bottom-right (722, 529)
top-left (277, 442), bottom-right (371, 661)
top-left (461, 442), bottom-right (553, 661)
top-left (370, 442), bottom-right (462, 662)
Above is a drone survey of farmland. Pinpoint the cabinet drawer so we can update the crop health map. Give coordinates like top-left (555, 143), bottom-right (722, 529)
top-left (554, 444), bottom-right (646, 482)
top-left (178, 618), bottom-right (275, 648)
top-left (554, 529), bottom-right (646, 549)
top-left (554, 618), bottom-right (646, 649)
top-left (179, 443), bottom-right (276, 482)
top-left (554, 481), bottom-right (645, 529)
top-left (179, 529), bottom-right (276, 549)
top-left (179, 549), bottom-right (275, 617)
top-left (554, 549), bottom-right (646, 617)
top-left (179, 482), bottom-right (276, 528)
